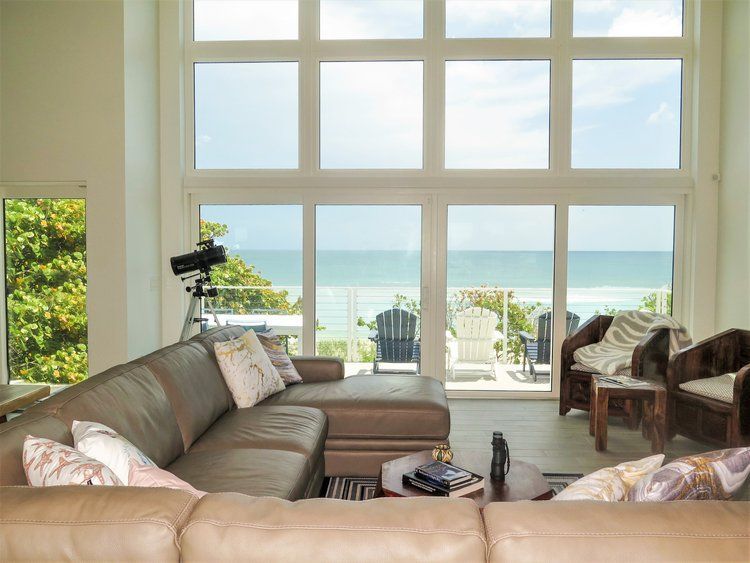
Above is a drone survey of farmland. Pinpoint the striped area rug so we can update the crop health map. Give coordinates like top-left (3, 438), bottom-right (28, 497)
top-left (323, 473), bottom-right (582, 501)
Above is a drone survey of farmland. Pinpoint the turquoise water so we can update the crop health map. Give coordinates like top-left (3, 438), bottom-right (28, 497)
top-left (237, 250), bottom-right (673, 289)
top-left (224, 250), bottom-right (672, 338)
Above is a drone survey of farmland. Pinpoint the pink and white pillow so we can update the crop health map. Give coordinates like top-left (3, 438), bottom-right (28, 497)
top-left (72, 420), bottom-right (155, 485)
top-left (23, 435), bottom-right (123, 487)
top-left (128, 461), bottom-right (207, 498)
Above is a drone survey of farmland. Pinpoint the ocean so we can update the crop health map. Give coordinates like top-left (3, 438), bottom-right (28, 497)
top-left (228, 249), bottom-right (673, 339)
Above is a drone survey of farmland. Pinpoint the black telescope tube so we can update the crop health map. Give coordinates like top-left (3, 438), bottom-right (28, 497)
top-left (170, 244), bottom-right (227, 276)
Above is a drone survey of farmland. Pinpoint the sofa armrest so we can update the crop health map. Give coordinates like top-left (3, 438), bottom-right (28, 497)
top-left (666, 329), bottom-right (740, 391)
top-left (631, 328), bottom-right (669, 380)
top-left (291, 356), bottom-right (345, 383)
top-left (561, 315), bottom-right (612, 373)
top-left (0, 486), bottom-right (196, 561)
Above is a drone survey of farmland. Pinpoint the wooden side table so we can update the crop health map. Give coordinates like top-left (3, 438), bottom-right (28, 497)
top-left (589, 376), bottom-right (667, 453)
top-left (0, 384), bottom-right (51, 423)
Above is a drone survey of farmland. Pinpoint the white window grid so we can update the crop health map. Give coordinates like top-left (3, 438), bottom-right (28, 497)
top-left (184, 0), bottom-right (694, 184)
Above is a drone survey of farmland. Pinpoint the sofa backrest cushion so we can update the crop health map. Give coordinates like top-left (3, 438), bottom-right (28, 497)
top-left (484, 499), bottom-right (750, 562)
top-left (189, 324), bottom-right (246, 356)
top-left (0, 486), bottom-right (196, 562)
top-left (134, 341), bottom-right (233, 450)
top-left (28, 363), bottom-right (184, 468)
top-left (180, 493), bottom-right (487, 562)
top-left (0, 412), bottom-right (72, 485)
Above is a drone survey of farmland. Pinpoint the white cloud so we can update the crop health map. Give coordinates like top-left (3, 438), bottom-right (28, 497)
top-left (647, 102), bottom-right (676, 125)
top-left (320, 0), bottom-right (422, 39)
top-left (608, 7), bottom-right (682, 37)
top-left (194, 0), bottom-right (298, 40)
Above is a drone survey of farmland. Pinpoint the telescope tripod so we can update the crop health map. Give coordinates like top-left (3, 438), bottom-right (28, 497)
top-left (179, 274), bottom-right (222, 341)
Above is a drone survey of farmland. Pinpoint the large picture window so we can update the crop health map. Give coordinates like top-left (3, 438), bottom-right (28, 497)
top-left (185, 1), bottom-right (695, 396)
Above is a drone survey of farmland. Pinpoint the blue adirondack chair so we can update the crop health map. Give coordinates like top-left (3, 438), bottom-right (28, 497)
top-left (520, 311), bottom-right (580, 381)
top-left (368, 308), bottom-right (421, 374)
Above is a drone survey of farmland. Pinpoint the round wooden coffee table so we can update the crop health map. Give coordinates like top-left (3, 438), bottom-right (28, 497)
top-left (376, 450), bottom-right (553, 507)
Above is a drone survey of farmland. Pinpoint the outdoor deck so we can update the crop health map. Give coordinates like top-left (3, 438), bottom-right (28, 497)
top-left (343, 361), bottom-right (552, 392)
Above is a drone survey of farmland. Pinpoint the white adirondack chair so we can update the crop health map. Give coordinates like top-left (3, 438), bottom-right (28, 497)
top-left (446, 307), bottom-right (502, 380)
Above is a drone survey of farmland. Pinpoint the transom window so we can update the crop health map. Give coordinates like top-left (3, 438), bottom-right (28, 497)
top-left (186, 0), bottom-right (689, 173)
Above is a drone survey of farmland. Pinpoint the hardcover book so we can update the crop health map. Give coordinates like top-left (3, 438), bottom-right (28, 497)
top-left (415, 461), bottom-right (473, 488)
top-left (402, 471), bottom-right (485, 498)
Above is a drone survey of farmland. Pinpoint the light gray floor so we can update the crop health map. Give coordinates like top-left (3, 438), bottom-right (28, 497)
top-left (449, 398), bottom-right (725, 474)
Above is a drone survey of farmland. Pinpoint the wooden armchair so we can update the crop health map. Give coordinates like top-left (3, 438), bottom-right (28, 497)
top-left (667, 328), bottom-right (750, 447)
top-left (559, 315), bottom-right (670, 429)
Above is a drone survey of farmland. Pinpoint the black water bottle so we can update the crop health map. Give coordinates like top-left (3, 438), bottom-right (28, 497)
top-left (491, 431), bottom-right (510, 482)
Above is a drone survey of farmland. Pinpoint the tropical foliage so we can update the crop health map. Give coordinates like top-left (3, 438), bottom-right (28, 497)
top-left (5, 199), bottom-right (88, 384)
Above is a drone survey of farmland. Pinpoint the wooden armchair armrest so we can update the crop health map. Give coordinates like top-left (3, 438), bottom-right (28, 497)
top-left (631, 328), bottom-right (669, 381)
top-left (733, 364), bottom-right (750, 437)
top-left (666, 329), bottom-right (741, 391)
top-left (561, 315), bottom-right (613, 373)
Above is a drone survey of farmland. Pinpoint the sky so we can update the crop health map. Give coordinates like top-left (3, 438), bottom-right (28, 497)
top-left (201, 204), bottom-right (675, 252)
top-left (195, 1), bottom-right (681, 250)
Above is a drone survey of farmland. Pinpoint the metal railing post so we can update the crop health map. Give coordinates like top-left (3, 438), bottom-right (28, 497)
top-left (502, 288), bottom-right (509, 364)
top-left (346, 287), bottom-right (357, 362)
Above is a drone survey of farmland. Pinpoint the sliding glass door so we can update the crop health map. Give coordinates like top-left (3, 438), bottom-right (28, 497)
top-left (198, 204), bottom-right (304, 353)
top-left (445, 205), bottom-right (555, 392)
top-left (315, 205), bottom-right (422, 376)
top-left (567, 205), bottom-right (676, 324)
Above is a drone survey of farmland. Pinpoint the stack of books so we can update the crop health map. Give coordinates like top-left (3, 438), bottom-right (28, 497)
top-left (402, 460), bottom-right (484, 497)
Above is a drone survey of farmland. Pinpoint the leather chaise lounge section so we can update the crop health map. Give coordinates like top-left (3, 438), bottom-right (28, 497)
top-left (0, 325), bottom-right (450, 500)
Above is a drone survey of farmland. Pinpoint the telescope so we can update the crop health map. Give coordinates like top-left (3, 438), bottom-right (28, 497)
top-left (170, 239), bottom-right (227, 341)
top-left (170, 239), bottom-right (227, 276)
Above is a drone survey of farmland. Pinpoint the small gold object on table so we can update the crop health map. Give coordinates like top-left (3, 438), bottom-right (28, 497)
top-left (432, 444), bottom-right (453, 463)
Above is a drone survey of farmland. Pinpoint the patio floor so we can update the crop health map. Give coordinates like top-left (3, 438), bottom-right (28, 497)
top-left (343, 361), bottom-right (553, 392)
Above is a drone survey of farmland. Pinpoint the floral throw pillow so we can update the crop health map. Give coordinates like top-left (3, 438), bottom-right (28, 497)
top-left (72, 420), bottom-right (156, 485)
top-left (554, 454), bottom-right (665, 501)
top-left (23, 435), bottom-right (123, 487)
top-left (257, 329), bottom-right (303, 386)
top-left (214, 329), bottom-right (286, 408)
top-left (628, 447), bottom-right (750, 501)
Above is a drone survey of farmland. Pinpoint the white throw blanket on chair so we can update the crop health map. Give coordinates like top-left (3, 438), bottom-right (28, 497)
top-left (573, 310), bottom-right (692, 375)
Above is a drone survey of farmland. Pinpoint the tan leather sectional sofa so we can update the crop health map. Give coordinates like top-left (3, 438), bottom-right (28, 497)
top-left (1, 325), bottom-right (748, 561)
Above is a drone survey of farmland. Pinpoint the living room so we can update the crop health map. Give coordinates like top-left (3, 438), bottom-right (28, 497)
top-left (0, 0), bottom-right (748, 561)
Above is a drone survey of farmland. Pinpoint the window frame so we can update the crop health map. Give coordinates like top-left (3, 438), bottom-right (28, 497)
top-left (176, 0), bottom-right (708, 399)
top-left (184, 0), bottom-right (694, 182)
top-left (0, 183), bottom-right (88, 385)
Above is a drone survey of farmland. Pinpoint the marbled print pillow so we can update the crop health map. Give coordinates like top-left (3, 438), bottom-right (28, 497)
top-left (23, 435), bottom-right (123, 487)
top-left (628, 447), bottom-right (750, 501)
top-left (554, 454), bottom-right (665, 501)
top-left (214, 329), bottom-right (286, 408)
top-left (257, 329), bottom-right (303, 386)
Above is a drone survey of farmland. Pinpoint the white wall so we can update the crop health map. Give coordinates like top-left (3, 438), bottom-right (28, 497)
top-left (716, 0), bottom-right (750, 331)
top-left (125, 0), bottom-right (162, 357)
top-left (0, 0), bottom-right (162, 373)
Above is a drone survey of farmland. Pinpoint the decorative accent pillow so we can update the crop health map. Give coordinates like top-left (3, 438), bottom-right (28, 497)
top-left (257, 329), bottom-right (303, 386)
top-left (23, 435), bottom-right (123, 487)
top-left (627, 447), bottom-right (750, 501)
top-left (214, 329), bottom-right (286, 408)
top-left (128, 461), bottom-right (207, 498)
top-left (553, 454), bottom-right (664, 501)
top-left (72, 420), bottom-right (155, 485)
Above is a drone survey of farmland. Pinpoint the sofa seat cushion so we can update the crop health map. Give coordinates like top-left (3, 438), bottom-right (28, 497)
top-left (258, 375), bottom-right (449, 441)
top-left (167, 449), bottom-right (310, 500)
top-left (188, 406), bottom-right (327, 470)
